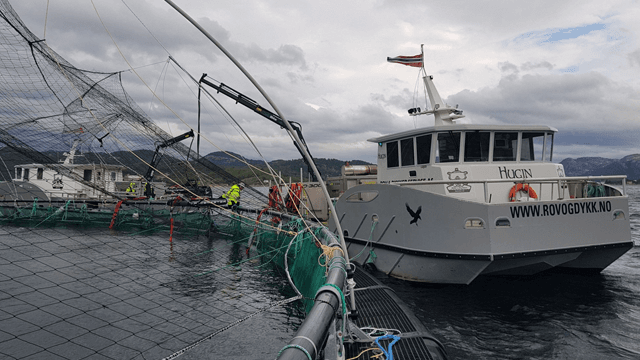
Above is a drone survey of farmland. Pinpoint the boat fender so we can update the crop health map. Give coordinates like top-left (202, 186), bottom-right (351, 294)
top-left (509, 183), bottom-right (538, 202)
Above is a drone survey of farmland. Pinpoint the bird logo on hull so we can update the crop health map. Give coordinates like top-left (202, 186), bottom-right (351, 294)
top-left (405, 203), bottom-right (422, 225)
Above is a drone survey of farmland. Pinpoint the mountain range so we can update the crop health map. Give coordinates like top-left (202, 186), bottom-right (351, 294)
top-left (560, 154), bottom-right (640, 181)
top-left (3, 145), bottom-right (639, 183)
top-left (0, 147), bottom-right (371, 183)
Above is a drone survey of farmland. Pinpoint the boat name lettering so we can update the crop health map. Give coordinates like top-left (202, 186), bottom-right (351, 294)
top-left (510, 201), bottom-right (612, 219)
top-left (379, 178), bottom-right (426, 184)
top-left (498, 166), bottom-right (532, 179)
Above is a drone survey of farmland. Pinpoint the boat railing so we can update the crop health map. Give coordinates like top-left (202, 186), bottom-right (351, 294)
top-left (399, 175), bottom-right (627, 203)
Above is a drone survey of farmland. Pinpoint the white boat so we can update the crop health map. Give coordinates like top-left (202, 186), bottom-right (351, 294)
top-left (328, 48), bottom-right (633, 284)
top-left (3, 140), bottom-right (126, 201)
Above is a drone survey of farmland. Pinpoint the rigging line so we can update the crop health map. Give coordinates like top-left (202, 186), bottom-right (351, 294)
top-left (43, 0), bottom-right (49, 39)
top-left (90, 2), bottom-right (259, 198)
top-left (152, 58), bottom-right (172, 134)
top-left (164, 0), bottom-right (349, 257)
top-left (120, 0), bottom-right (276, 178)
top-left (86, 4), bottom-right (288, 230)
top-left (87, 2), bottom-right (206, 195)
top-left (166, 59), bottom-right (280, 182)
top-left (197, 85), bottom-right (283, 183)
top-left (40, 33), bottom-right (183, 205)
top-left (120, 0), bottom-right (171, 55)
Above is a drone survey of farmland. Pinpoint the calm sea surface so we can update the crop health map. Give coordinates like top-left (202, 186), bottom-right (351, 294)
top-left (379, 185), bottom-right (640, 360)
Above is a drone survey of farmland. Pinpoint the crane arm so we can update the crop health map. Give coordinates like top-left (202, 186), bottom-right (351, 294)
top-left (199, 75), bottom-right (319, 181)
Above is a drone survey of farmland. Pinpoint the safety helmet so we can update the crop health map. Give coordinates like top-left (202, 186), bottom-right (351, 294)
top-left (238, 182), bottom-right (245, 188)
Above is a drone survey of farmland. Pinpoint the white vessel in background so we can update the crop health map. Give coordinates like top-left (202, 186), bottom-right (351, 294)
top-left (2, 140), bottom-right (126, 201)
top-left (328, 48), bottom-right (633, 284)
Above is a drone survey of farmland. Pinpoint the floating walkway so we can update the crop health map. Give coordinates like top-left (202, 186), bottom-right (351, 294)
top-left (344, 266), bottom-right (448, 360)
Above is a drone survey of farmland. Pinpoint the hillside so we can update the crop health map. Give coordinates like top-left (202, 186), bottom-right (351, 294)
top-left (0, 146), bottom-right (372, 184)
top-left (560, 154), bottom-right (640, 180)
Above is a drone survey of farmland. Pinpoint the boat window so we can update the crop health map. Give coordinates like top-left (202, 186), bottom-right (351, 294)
top-left (493, 132), bottom-right (518, 161)
top-left (416, 134), bottom-right (432, 164)
top-left (436, 132), bottom-right (460, 163)
top-left (400, 138), bottom-right (415, 166)
top-left (545, 133), bottom-right (553, 161)
top-left (37, 168), bottom-right (44, 180)
top-left (111, 172), bottom-right (117, 181)
top-left (464, 218), bottom-right (485, 229)
top-left (83, 169), bottom-right (92, 181)
top-left (386, 141), bottom-right (399, 168)
top-left (613, 210), bottom-right (625, 221)
top-left (520, 132), bottom-right (545, 161)
top-left (23, 168), bottom-right (29, 180)
top-left (464, 131), bottom-right (490, 162)
top-left (16, 168), bottom-right (22, 180)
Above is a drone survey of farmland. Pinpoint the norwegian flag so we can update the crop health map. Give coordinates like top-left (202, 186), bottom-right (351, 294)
top-left (386, 54), bottom-right (423, 68)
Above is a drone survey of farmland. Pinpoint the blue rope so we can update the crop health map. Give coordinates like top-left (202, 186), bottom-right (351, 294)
top-left (374, 334), bottom-right (401, 360)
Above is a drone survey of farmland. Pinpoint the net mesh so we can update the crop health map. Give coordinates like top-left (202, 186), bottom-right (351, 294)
top-left (0, 1), bottom-right (335, 359)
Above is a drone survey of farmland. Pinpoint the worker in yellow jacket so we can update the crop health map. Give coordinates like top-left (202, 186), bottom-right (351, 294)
top-left (222, 182), bottom-right (244, 210)
top-left (126, 182), bottom-right (136, 193)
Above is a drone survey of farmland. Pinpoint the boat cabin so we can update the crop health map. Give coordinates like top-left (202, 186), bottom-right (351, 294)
top-left (14, 163), bottom-right (125, 200)
top-left (369, 124), bottom-right (567, 202)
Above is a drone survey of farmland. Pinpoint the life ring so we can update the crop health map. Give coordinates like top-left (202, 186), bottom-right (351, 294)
top-left (509, 183), bottom-right (537, 202)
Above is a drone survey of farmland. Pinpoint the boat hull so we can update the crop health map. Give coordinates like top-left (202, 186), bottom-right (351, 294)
top-left (330, 184), bottom-right (633, 284)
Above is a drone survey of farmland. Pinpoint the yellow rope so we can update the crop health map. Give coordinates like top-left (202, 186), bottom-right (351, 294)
top-left (318, 244), bottom-right (344, 268)
top-left (346, 347), bottom-right (383, 360)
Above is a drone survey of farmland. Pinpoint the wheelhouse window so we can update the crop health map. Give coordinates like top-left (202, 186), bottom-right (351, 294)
top-left (111, 172), bottom-right (117, 181)
top-left (493, 132), bottom-right (518, 161)
top-left (436, 132), bottom-right (460, 163)
top-left (400, 138), bottom-right (414, 166)
top-left (386, 141), bottom-right (399, 168)
top-left (23, 168), bottom-right (30, 180)
top-left (464, 131), bottom-right (490, 162)
top-left (520, 132), bottom-right (545, 161)
top-left (83, 169), bottom-right (92, 181)
top-left (37, 168), bottom-right (44, 180)
top-left (545, 133), bottom-right (553, 161)
top-left (16, 168), bottom-right (22, 180)
top-left (416, 134), bottom-right (432, 164)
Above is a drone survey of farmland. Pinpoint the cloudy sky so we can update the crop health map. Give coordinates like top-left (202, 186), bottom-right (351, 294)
top-left (12, 0), bottom-right (640, 163)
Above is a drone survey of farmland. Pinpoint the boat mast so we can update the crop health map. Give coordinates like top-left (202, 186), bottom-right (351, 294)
top-left (414, 44), bottom-right (465, 126)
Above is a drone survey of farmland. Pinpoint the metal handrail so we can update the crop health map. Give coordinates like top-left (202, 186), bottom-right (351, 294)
top-left (393, 175), bottom-right (627, 203)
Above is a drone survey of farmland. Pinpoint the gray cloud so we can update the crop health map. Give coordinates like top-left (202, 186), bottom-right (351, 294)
top-left (521, 61), bottom-right (554, 71)
top-left (629, 49), bottom-right (640, 67)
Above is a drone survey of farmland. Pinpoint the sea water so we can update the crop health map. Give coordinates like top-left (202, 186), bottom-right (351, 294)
top-left (382, 185), bottom-right (640, 360)
top-left (3, 187), bottom-right (638, 359)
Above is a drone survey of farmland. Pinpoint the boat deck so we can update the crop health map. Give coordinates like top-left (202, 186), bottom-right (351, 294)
top-left (345, 266), bottom-right (448, 360)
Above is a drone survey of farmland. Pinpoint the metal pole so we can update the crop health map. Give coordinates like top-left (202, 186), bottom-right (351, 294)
top-left (164, 0), bottom-right (350, 262)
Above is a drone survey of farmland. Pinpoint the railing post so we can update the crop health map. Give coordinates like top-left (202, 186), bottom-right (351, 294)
top-left (623, 177), bottom-right (627, 195)
top-left (557, 180), bottom-right (562, 200)
top-left (484, 182), bottom-right (488, 203)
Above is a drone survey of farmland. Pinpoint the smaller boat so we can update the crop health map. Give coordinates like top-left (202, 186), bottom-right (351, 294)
top-left (328, 47), bottom-right (633, 284)
top-left (1, 139), bottom-right (126, 201)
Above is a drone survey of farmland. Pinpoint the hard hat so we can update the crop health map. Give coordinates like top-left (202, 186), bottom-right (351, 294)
top-left (239, 182), bottom-right (245, 188)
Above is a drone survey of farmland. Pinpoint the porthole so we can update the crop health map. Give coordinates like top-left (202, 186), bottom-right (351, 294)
top-left (495, 217), bottom-right (511, 227)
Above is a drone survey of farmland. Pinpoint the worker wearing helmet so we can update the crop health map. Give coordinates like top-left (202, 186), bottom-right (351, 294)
top-left (222, 182), bottom-right (245, 210)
